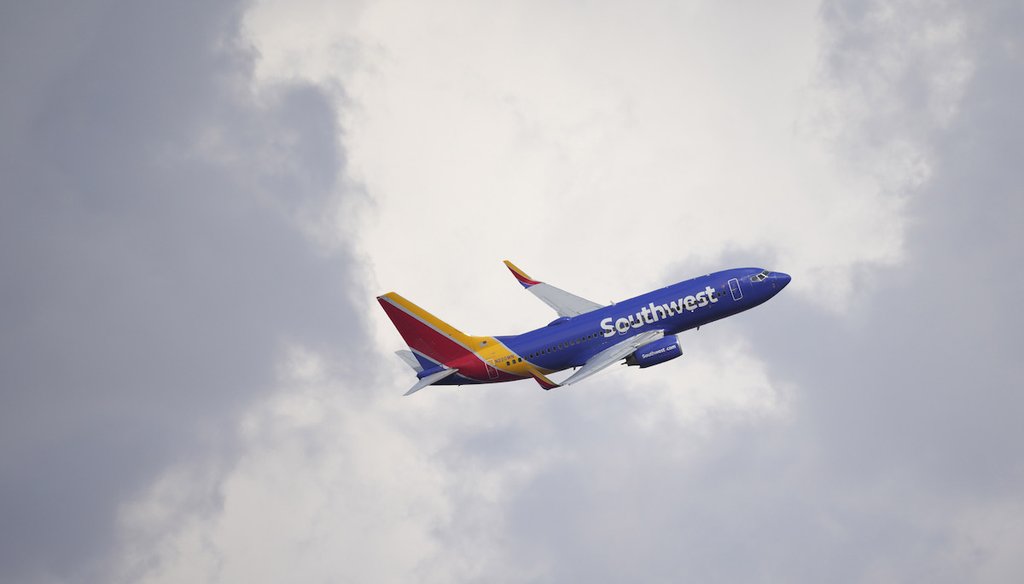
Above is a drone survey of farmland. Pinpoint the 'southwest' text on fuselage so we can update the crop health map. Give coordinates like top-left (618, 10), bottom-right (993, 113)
top-left (600, 285), bottom-right (719, 337)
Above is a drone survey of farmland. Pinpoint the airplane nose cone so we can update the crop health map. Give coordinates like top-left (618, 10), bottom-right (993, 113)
top-left (773, 272), bottom-right (791, 290)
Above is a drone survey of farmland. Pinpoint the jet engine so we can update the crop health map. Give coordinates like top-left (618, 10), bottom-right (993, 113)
top-left (625, 336), bottom-right (683, 368)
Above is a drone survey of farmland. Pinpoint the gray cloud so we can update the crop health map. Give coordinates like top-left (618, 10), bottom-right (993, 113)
top-left (771, 0), bottom-right (1023, 493)
top-left (0, 1), bottom-right (366, 581)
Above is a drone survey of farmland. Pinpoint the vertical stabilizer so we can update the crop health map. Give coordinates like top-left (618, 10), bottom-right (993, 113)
top-left (377, 292), bottom-right (477, 369)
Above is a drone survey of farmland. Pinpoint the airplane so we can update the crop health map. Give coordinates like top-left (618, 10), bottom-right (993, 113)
top-left (378, 261), bottom-right (791, 395)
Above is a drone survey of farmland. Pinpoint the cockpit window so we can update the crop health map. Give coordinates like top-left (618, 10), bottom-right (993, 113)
top-left (751, 270), bottom-right (770, 282)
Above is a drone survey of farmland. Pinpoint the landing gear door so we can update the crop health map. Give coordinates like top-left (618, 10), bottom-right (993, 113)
top-left (728, 278), bottom-right (743, 301)
top-left (485, 360), bottom-right (500, 379)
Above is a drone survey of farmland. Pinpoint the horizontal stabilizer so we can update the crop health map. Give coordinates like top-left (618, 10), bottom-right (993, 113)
top-left (404, 367), bottom-right (459, 396)
top-left (395, 350), bottom-right (424, 372)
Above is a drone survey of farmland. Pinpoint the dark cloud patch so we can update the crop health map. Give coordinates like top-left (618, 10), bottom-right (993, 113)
top-left (0, 1), bottom-right (365, 582)
top-left (767, 0), bottom-right (1024, 496)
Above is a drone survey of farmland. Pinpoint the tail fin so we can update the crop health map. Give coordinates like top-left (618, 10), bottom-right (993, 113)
top-left (377, 292), bottom-right (479, 369)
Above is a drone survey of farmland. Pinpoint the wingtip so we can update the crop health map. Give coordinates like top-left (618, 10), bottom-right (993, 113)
top-left (504, 260), bottom-right (541, 288)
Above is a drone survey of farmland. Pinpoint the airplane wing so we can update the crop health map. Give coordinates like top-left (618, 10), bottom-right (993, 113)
top-left (504, 260), bottom-right (604, 318)
top-left (561, 330), bottom-right (665, 386)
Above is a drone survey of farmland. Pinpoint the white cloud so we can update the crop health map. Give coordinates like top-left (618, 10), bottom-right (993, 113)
top-left (117, 347), bottom-right (454, 583)
top-left (116, 332), bottom-right (794, 583)
top-left (628, 335), bottom-right (790, 436)
top-left (244, 0), bottom-right (933, 316)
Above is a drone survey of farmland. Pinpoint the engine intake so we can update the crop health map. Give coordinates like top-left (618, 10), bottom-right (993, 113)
top-left (625, 336), bottom-right (682, 368)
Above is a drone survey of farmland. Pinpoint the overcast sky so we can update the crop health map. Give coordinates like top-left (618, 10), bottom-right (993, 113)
top-left (1, 1), bottom-right (1021, 582)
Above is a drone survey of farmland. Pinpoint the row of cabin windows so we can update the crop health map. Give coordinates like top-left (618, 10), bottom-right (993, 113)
top-left (525, 332), bottom-right (602, 360)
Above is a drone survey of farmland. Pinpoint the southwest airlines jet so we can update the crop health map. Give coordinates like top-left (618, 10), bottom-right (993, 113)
top-left (378, 261), bottom-right (790, 395)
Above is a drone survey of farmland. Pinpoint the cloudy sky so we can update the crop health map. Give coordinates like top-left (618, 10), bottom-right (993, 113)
top-left (2, 0), bottom-right (1021, 582)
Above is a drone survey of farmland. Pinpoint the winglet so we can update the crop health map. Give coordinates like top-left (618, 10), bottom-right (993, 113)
top-left (502, 260), bottom-right (604, 317)
top-left (527, 368), bottom-right (560, 391)
top-left (504, 260), bottom-right (541, 289)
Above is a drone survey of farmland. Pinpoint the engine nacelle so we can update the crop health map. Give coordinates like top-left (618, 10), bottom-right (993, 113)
top-left (625, 336), bottom-right (683, 368)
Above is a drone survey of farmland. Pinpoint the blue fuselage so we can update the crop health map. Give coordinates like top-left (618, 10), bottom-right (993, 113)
top-left (492, 267), bottom-right (789, 373)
